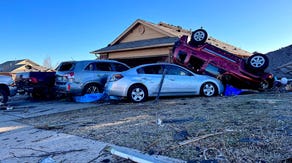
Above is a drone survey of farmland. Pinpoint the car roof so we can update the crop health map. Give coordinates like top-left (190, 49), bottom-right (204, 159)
top-left (60, 59), bottom-right (124, 64)
top-left (129, 62), bottom-right (195, 74)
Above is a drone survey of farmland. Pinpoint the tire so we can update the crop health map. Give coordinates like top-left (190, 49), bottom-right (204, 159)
top-left (200, 82), bottom-right (218, 97)
top-left (189, 29), bottom-right (208, 46)
top-left (247, 53), bottom-right (269, 71)
top-left (0, 88), bottom-right (8, 104)
top-left (83, 83), bottom-right (101, 95)
top-left (31, 88), bottom-right (43, 99)
top-left (127, 84), bottom-right (148, 103)
top-left (258, 79), bottom-right (273, 91)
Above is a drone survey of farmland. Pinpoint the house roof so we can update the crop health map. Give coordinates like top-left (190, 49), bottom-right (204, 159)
top-left (0, 59), bottom-right (26, 72)
top-left (91, 19), bottom-right (252, 57)
top-left (0, 59), bottom-right (49, 73)
top-left (92, 37), bottom-right (178, 54)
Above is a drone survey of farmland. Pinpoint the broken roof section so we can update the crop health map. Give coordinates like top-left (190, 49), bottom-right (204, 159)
top-left (91, 19), bottom-right (252, 58)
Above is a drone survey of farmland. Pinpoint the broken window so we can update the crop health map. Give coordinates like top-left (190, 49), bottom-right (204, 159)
top-left (188, 56), bottom-right (205, 72)
top-left (177, 51), bottom-right (187, 64)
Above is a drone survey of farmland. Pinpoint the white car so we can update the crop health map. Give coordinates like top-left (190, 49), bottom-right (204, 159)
top-left (105, 63), bottom-right (224, 102)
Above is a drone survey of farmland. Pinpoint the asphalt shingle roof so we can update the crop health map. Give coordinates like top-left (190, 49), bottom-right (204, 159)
top-left (92, 37), bottom-right (178, 53)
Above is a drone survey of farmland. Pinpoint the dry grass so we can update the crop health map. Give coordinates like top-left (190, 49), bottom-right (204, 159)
top-left (19, 92), bottom-right (292, 162)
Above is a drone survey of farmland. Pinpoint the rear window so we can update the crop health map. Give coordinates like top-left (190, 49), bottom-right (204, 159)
top-left (57, 62), bottom-right (75, 71)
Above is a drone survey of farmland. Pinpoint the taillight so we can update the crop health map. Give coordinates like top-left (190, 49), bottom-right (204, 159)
top-left (110, 74), bottom-right (124, 81)
top-left (69, 72), bottom-right (74, 77)
top-left (65, 72), bottom-right (75, 82)
top-left (29, 77), bottom-right (38, 84)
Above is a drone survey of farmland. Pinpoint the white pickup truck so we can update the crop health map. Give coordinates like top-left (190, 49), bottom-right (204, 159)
top-left (0, 75), bottom-right (17, 104)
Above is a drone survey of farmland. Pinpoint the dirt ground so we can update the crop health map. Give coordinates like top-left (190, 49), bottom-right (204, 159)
top-left (19, 91), bottom-right (292, 162)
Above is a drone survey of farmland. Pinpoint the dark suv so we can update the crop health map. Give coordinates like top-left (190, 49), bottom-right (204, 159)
top-left (172, 29), bottom-right (274, 90)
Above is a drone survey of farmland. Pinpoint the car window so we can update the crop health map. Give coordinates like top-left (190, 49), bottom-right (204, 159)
top-left (57, 62), bottom-right (75, 71)
top-left (205, 64), bottom-right (225, 76)
top-left (137, 68), bottom-right (145, 74)
top-left (166, 65), bottom-right (193, 76)
top-left (177, 51), bottom-right (187, 64)
top-left (111, 63), bottom-right (129, 72)
top-left (141, 65), bottom-right (163, 74)
top-left (95, 62), bottom-right (111, 71)
top-left (188, 56), bottom-right (205, 72)
top-left (85, 63), bottom-right (95, 71)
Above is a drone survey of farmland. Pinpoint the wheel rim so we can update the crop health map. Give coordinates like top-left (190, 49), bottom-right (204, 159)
top-left (86, 86), bottom-right (99, 94)
top-left (131, 88), bottom-right (145, 102)
top-left (203, 83), bottom-right (215, 96)
top-left (259, 80), bottom-right (269, 90)
top-left (193, 31), bottom-right (205, 42)
top-left (250, 56), bottom-right (265, 68)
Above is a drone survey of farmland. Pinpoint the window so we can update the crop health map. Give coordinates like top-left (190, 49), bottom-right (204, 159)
top-left (177, 51), bottom-right (187, 64)
top-left (96, 62), bottom-right (111, 71)
top-left (57, 62), bottom-right (75, 71)
top-left (142, 65), bottom-right (163, 74)
top-left (85, 63), bottom-right (95, 71)
top-left (188, 56), bottom-right (205, 72)
top-left (166, 65), bottom-right (192, 76)
top-left (205, 64), bottom-right (225, 76)
top-left (112, 63), bottom-right (129, 72)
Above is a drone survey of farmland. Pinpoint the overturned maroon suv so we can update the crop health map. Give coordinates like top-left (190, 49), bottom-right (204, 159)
top-left (172, 29), bottom-right (274, 90)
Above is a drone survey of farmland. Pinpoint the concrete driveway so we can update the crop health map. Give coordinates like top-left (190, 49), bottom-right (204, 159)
top-left (0, 95), bottom-right (185, 163)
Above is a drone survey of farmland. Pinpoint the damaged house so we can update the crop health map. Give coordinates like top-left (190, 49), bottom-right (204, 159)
top-left (91, 19), bottom-right (252, 67)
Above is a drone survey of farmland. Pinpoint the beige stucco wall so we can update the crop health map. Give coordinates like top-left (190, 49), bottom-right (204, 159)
top-left (108, 47), bottom-right (172, 59)
top-left (120, 24), bottom-right (166, 43)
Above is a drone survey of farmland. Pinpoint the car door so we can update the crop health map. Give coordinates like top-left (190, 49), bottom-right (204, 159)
top-left (137, 65), bottom-right (169, 96)
top-left (163, 65), bottom-right (199, 95)
top-left (81, 62), bottom-right (112, 85)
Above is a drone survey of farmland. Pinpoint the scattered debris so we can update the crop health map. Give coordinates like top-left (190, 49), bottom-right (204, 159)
top-left (156, 118), bottom-right (164, 127)
top-left (39, 156), bottom-right (56, 163)
top-left (239, 137), bottom-right (262, 143)
top-left (108, 146), bottom-right (184, 163)
top-left (178, 132), bottom-right (225, 146)
top-left (6, 106), bottom-right (14, 110)
top-left (173, 130), bottom-right (190, 141)
top-left (162, 117), bottom-right (194, 124)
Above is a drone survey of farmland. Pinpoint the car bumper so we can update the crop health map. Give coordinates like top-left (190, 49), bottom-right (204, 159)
top-left (55, 82), bottom-right (83, 96)
top-left (104, 81), bottom-right (128, 97)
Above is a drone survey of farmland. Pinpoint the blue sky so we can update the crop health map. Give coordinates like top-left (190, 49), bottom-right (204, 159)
top-left (0, 0), bottom-right (291, 68)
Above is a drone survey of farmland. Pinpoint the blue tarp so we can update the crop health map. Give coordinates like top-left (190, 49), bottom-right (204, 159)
top-left (224, 84), bottom-right (243, 96)
top-left (74, 93), bottom-right (105, 103)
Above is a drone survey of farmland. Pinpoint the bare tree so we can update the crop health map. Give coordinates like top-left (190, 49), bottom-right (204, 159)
top-left (43, 56), bottom-right (52, 69)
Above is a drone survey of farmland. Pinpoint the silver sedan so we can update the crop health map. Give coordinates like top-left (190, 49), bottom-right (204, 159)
top-left (105, 63), bottom-right (224, 102)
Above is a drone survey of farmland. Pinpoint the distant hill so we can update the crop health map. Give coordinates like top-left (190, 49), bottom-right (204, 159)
top-left (266, 44), bottom-right (292, 79)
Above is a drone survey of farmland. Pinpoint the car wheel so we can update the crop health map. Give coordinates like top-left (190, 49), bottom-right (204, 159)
top-left (83, 84), bottom-right (101, 95)
top-left (0, 88), bottom-right (8, 104)
top-left (127, 85), bottom-right (148, 103)
top-left (189, 29), bottom-right (208, 46)
top-left (247, 53), bottom-right (269, 71)
top-left (258, 80), bottom-right (270, 91)
top-left (200, 82), bottom-right (218, 97)
top-left (31, 88), bottom-right (43, 99)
